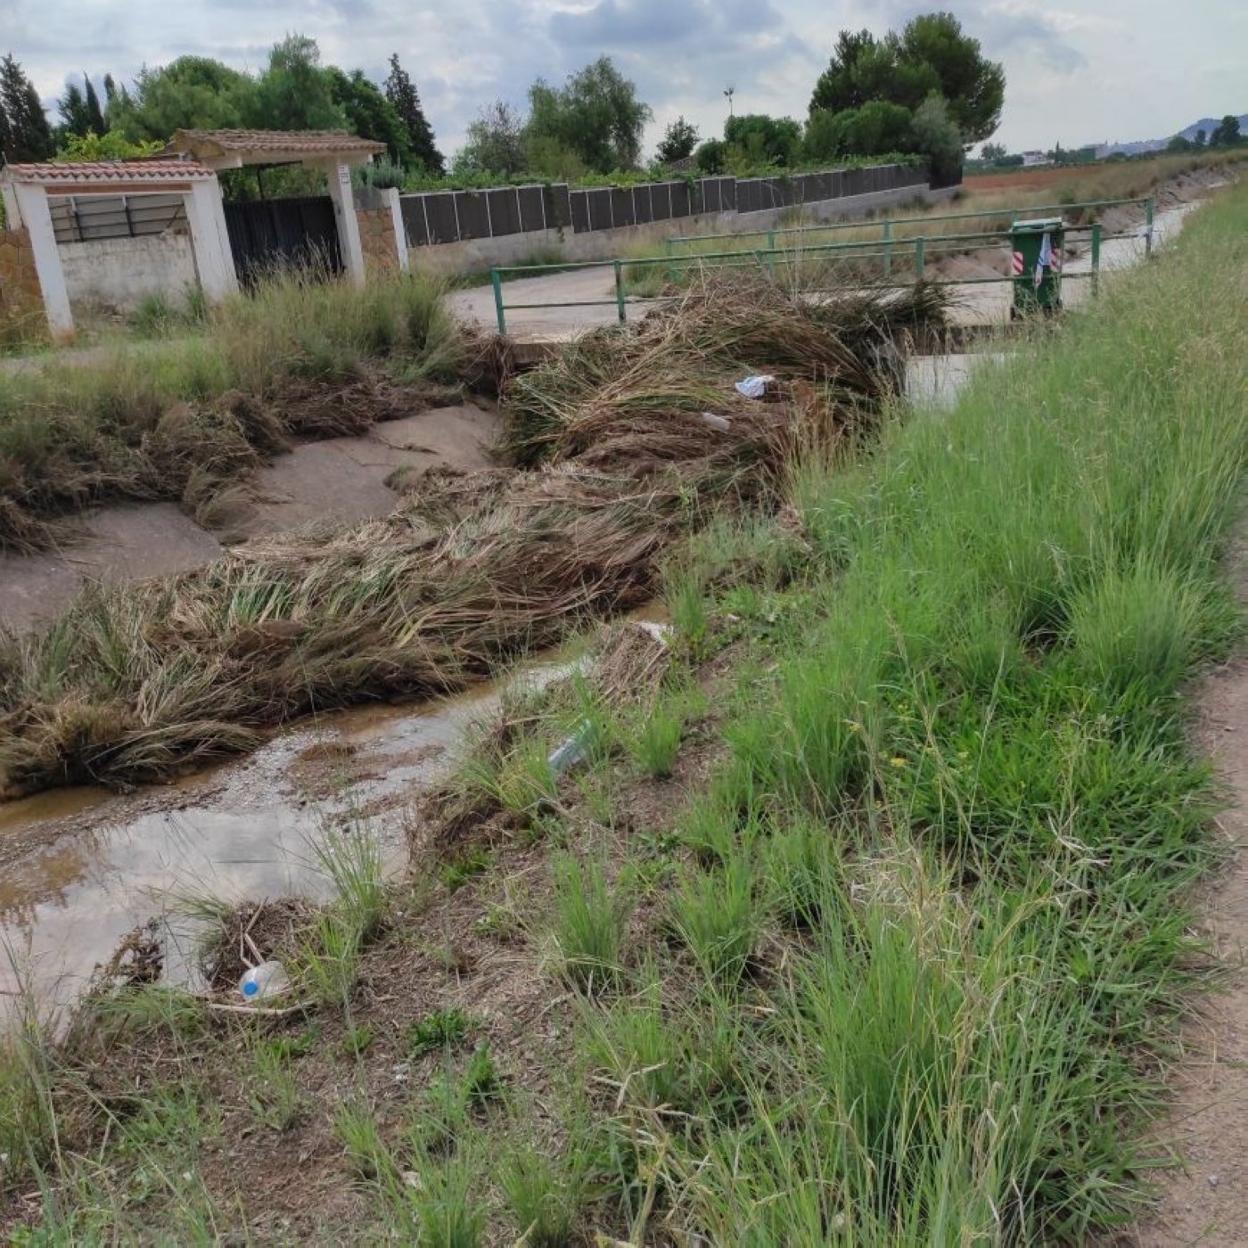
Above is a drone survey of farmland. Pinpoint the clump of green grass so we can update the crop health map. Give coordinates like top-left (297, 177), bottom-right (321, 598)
top-left (670, 857), bottom-right (760, 987)
top-left (408, 1008), bottom-right (471, 1056)
top-left (550, 855), bottom-right (632, 991)
top-left (500, 1142), bottom-right (587, 1246)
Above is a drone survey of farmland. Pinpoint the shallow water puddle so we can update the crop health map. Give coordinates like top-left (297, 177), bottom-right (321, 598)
top-left (0, 657), bottom-right (574, 1016)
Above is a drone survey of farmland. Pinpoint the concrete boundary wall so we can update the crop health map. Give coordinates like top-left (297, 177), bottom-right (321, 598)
top-left (59, 233), bottom-right (198, 315)
top-left (409, 182), bottom-right (960, 277)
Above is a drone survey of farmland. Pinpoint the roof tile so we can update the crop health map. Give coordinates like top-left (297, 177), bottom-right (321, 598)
top-left (2, 159), bottom-right (214, 186)
top-left (168, 129), bottom-right (386, 156)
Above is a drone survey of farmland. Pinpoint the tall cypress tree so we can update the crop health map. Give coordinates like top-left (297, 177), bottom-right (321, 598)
top-left (0, 54), bottom-right (55, 161)
top-left (384, 54), bottom-right (443, 174)
top-left (58, 80), bottom-right (91, 136)
top-left (84, 75), bottom-right (106, 134)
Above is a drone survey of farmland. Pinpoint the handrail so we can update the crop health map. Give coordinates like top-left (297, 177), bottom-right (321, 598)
top-left (489, 217), bottom-right (1130, 335)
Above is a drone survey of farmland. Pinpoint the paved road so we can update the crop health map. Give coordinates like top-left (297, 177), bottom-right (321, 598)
top-left (450, 202), bottom-right (1196, 341)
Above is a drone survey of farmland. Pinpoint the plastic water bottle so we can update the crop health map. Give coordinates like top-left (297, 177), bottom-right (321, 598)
top-left (239, 960), bottom-right (290, 1002)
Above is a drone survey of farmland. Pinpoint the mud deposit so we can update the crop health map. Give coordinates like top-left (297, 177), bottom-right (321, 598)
top-left (0, 401), bottom-right (500, 634)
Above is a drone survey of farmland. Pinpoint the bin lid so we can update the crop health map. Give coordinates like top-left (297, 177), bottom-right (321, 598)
top-left (1012, 216), bottom-right (1064, 232)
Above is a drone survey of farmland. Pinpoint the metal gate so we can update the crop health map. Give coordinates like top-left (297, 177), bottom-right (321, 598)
top-left (223, 196), bottom-right (342, 287)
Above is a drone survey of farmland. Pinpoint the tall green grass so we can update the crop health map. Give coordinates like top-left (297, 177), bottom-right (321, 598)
top-left (638, 183), bottom-right (1248, 1240)
top-left (0, 267), bottom-right (465, 550)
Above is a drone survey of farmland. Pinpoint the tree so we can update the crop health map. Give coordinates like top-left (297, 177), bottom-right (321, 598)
top-left (454, 100), bottom-right (527, 176)
top-left (980, 141), bottom-right (1006, 161)
top-left (83, 76), bottom-right (106, 135)
top-left (910, 94), bottom-right (963, 184)
top-left (55, 130), bottom-right (160, 160)
top-left (694, 138), bottom-right (726, 173)
top-left (110, 56), bottom-right (258, 142)
top-left (1, 53), bottom-right (55, 161)
top-left (657, 116), bottom-right (698, 163)
top-left (1194, 128), bottom-right (1206, 148)
top-left (810, 11), bottom-right (1004, 146)
top-left (251, 35), bottom-right (346, 131)
top-left (724, 113), bottom-right (802, 167)
top-left (58, 81), bottom-right (91, 137)
top-left (839, 100), bottom-right (914, 156)
top-left (526, 56), bottom-right (651, 173)
top-left (102, 73), bottom-right (118, 105)
top-left (327, 67), bottom-right (409, 164)
top-left (1209, 115), bottom-right (1241, 148)
top-left (898, 13), bottom-right (1002, 142)
top-left (384, 55), bottom-right (443, 174)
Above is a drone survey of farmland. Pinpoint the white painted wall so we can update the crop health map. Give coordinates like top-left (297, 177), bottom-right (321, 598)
top-left (59, 232), bottom-right (198, 314)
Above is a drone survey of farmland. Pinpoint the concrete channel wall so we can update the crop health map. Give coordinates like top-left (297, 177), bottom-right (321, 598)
top-left (406, 166), bottom-right (957, 276)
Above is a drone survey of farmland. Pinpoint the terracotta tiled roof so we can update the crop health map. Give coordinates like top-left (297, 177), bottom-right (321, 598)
top-left (1, 159), bottom-right (215, 185)
top-left (168, 129), bottom-right (386, 157)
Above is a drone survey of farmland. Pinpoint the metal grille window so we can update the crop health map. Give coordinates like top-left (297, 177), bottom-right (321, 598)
top-left (50, 194), bottom-right (186, 244)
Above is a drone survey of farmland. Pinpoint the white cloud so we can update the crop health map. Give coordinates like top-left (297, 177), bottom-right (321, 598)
top-left (4, 0), bottom-right (1245, 157)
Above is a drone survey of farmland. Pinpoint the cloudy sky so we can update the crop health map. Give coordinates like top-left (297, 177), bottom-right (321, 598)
top-left (3, 0), bottom-right (1245, 157)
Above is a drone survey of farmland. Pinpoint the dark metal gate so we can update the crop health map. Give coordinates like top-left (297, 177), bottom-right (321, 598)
top-left (223, 196), bottom-right (342, 287)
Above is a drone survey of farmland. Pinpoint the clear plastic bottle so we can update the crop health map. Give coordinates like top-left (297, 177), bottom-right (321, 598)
top-left (239, 960), bottom-right (291, 1002)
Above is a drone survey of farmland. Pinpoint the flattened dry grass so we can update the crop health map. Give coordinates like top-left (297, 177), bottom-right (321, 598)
top-left (0, 268), bottom-right (470, 552)
top-left (0, 278), bottom-right (939, 795)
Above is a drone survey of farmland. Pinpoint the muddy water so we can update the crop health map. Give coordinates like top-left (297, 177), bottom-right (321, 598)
top-left (0, 657), bottom-right (574, 1015)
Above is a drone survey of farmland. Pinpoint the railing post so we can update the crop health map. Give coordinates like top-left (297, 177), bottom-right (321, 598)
top-left (490, 268), bottom-right (506, 336)
top-left (1145, 197), bottom-right (1155, 258)
top-left (1090, 223), bottom-right (1101, 297)
top-left (914, 236), bottom-right (925, 281)
top-left (613, 259), bottom-right (627, 324)
top-left (882, 218), bottom-right (892, 278)
top-left (765, 230), bottom-right (776, 277)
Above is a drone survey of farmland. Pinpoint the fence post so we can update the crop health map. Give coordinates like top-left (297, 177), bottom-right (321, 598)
top-left (1090, 223), bottom-right (1101, 298)
top-left (613, 259), bottom-right (627, 324)
top-left (914, 236), bottom-right (925, 281)
top-left (766, 229), bottom-right (776, 277)
top-left (1144, 197), bottom-right (1155, 257)
top-left (882, 218), bottom-right (892, 278)
top-left (491, 268), bottom-right (507, 336)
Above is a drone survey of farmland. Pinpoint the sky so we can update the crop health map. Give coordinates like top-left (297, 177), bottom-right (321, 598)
top-left (2, 0), bottom-right (1245, 158)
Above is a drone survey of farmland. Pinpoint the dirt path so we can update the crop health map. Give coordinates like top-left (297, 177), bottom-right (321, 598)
top-left (1138, 526), bottom-right (1248, 1245)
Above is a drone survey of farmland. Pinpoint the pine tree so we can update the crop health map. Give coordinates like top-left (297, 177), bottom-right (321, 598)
top-left (58, 80), bottom-right (91, 136)
top-left (102, 72), bottom-right (117, 105)
top-left (84, 75), bottom-right (106, 134)
top-left (0, 89), bottom-right (12, 164)
top-left (384, 54), bottom-right (443, 174)
top-left (0, 53), bottom-right (55, 161)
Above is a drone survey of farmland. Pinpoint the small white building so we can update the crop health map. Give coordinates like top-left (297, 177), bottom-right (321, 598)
top-left (1021, 151), bottom-right (1052, 167)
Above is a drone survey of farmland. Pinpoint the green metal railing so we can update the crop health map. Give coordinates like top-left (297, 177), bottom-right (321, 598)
top-left (489, 215), bottom-right (1130, 337)
top-left (664, 196), bottom-right (1155, 258)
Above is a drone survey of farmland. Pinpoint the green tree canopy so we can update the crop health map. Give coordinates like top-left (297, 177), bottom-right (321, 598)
top-left (251, 34), bottom-right (346, 131)
top-left (657, 115), bottom-right (699, 163)
top-left (526, 56), bottom-right (651, 173)
top-left (453, 100), bottom-right (527, 176)
top-left (811, 11), bottom-right (1003, 145)
top-left (57, 81), bottom-right (91, 137)
top-left (384, 55), bottom-right (443, 174)
top-left (84, 75), bottom-right (105, 134)
top-left (1, 53), bottom-right (55, 162)
top-left (724, 113), bottom-right (802, 167)
top-left (327, 67), bottom-right (408, 163)
top-left (110, 56), bottom-right (258, 142)
top-left (1209, 115), bottom-right (1241, 147)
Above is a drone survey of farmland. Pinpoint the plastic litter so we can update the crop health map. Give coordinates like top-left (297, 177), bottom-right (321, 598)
top-left (239, 960), bottom-right (291, 1002)
top-left (548, 719), bottom-right (593, 775)
top-left (700, 411), bottom-right (732, 432)
top-left (734, 374), bottom-right (775, 400)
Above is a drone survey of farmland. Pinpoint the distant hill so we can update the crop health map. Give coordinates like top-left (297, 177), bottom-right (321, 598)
top-left (1094, 112), bottom-right (1246, 158)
